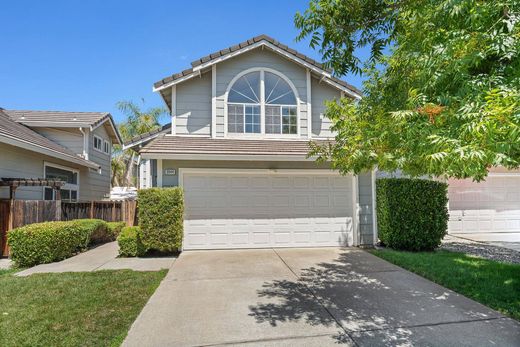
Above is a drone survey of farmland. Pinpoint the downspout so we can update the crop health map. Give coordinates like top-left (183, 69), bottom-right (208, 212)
top-left (79, 127), bottom-right (89, 160)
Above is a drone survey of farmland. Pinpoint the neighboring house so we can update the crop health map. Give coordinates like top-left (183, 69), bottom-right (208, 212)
top-left (447, 168), bottom-right (520, 240)
top-left (0, 108), bottom-right (122, 201)
top-left (124, 35), bottom-right (376, 250)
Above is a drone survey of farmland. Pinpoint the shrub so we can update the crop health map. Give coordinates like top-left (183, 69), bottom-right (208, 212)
top-left (376, 178), bottom-right (449, 251)
top-left (107, 222), bottom-right (126, 240)
top-left (72, 219), bottom-right (109, 244)
top-left (8, 221), bottom-right (92, 267)
top-left (117, 226), bottom-right (147, 257)
top-left (138, 188), bottom-right (184, 252)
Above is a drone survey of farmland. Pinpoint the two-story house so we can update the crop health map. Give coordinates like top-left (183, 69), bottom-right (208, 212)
top-left (124, 35), bottom-right (377, 250)
top-left (0, 108), bottom-right (121, 201)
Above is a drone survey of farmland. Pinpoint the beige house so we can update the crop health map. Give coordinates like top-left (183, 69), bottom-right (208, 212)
top-left (0, 108), bottom-right (121, 201)
top-left (125, 35), bottom-right (376, 250)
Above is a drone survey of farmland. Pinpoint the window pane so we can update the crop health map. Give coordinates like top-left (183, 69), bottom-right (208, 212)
top-left (228, 104), bottom-right (244, 133)
top-left (44, 187), bottom-right (53, 200)
top-left (265, 106), bottom-right (281, 134)
top-left (71, 190), bottom-right (78, 201)
top-left (244, 105), bottom-right (260, 133)
top-left (45, 166), bottom-right (77, 184)
top-left (265, 72), bottom-right (296, 105)
top-left (228, 72), bottom-right (261, 104)
top-left (282, 106), bottom-right (298, 134)
top-left (61, 189), bottom-right (70, 201)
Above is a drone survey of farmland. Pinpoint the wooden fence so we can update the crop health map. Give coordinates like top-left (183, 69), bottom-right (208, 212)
top-left (0, 200), bottom-right (137, 257)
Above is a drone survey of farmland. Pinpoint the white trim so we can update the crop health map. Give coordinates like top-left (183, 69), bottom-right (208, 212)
top-left (43, 161), bottom-right (80, 201)
top-left (0, 134), bottom-right (99, 169)
top-left (140, 153), bottom-right (317, 161)
top-left (371, 169), bottom-right (378, 245)
top-left (90, 115), bottom-right (122, 145)
top-left (153, 40), bottom-right (362, 99)
top-left (211, 65), bottom-right (217, 138)
top-left (171, 85), bottom-right (177, 135)
top-left (306, 69), bottom-right (312, 138)
top-left (93, 134), bottom-right (103, 152)
top-left (352, 175), bottom-right (360, 246)
top-left (79, 127), bottom-right (89, 160)
top-left (224, 67), bottom-right (301, 138)
top-left (157, 159), bottom-right (163, 187)
top-left (122, 127), bottom-right (172, 150)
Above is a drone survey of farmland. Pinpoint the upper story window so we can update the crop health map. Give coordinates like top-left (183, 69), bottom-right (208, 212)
top-left (93, 135), bottom-right (103, 152)
top-left (103, 140), bottom-right (110, 154)
top-left (227, 69), bottom-right (298, 136)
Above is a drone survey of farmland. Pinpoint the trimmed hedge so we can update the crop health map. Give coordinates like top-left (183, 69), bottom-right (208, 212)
top-left (138, 188), bottom-right (184, 252)
top-left (376, 178), bottom-right (449, 251)
top-left (117, 226), bottom-right (147, 257)
top-left (8, 220), bottom-right (97, 267)
top-left (107, 221), bottom-right (126, 240)
top-left (73, 219), bottom-right (109, 244)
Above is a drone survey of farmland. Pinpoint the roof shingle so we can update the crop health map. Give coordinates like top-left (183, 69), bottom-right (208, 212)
top-left (0, 109), bottom-right (100, 169)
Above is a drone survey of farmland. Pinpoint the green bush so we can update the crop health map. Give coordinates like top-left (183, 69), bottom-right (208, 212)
top-left (107, 222), bottom-right (126, 240)
top-left (72, 219), bottom-right (109, 244)
top-left (376, 178), bottom-right (449, 251)
top-left (8, 221), bottom-right (92, 267)
top-left (117, 226), bottom-right (147, 257)
top-left (138, 188), bottom-right (184, 252)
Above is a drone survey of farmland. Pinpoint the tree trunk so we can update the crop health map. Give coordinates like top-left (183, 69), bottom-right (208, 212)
top-left (124, 151), bottom-right (135, 187)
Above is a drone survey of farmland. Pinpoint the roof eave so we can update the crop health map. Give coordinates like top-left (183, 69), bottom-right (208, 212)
top-left (0, 134), bottom-right (100, 169)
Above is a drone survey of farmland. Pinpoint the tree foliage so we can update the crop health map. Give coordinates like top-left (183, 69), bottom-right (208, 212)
top-left (112, 99), bottom-right (167, 187)
top-left (297, 0), bottom-right (520, 180)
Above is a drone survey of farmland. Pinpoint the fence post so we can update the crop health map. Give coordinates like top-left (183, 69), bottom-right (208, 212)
top-left (90, 201), bottom-right (94, 219)
top-left (55, 187), bottom-right (62, 221)
top-left (111, 201), bottom-right (116, 222)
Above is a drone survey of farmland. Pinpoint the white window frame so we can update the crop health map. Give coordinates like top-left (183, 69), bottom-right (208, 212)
top-left (43, 161), bottom-right (80, 201)
top-left (93, 135), bottom-right (103, 152)
top-left (224, 67), bottom-right (301, 138)
top-left (103, 139), bottom-right (110, 155)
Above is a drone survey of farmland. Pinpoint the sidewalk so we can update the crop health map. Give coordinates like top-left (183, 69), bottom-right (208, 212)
top-left (16, 241), bottom-right (176, 276)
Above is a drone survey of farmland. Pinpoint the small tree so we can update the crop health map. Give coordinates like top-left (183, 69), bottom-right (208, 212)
top-left (112, 99), bottom-right (167, 187)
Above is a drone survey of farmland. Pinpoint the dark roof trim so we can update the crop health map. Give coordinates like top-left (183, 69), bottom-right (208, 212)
top-left (122, 123), bottom-right (172, 150)
top-left (153, 34), bottom-right (362, 98)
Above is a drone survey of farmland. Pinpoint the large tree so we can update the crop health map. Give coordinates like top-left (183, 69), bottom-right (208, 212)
top-left (112, 100), bottom-right (167, 187)
top-left (296, 0), bottom-right (520, 180)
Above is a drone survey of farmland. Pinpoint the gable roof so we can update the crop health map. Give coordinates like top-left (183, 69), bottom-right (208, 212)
top-left (153, 34), bottom-right (362, 101)
top-left (0, 109), bottom-right (100, 169)
top-left (4, 109), bottom-right (122, 144)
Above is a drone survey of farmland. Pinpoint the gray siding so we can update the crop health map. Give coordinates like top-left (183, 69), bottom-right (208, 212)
top-left (215, 48), bottom-right (309, 137)
top-left (175, 71), bottom-right (212, 135)
top-left (160, 160), bottom-right (331, 187)
top-left (311, 77), bottom-right (341, 138)
top-left (34, 127), bottom-right (84, 155)
top-left (0, 142), bottom-right (88, 200)
top-left (85, 125), bottom-right (111, 200)
top-left (358, 172), bottom-right (374, 245)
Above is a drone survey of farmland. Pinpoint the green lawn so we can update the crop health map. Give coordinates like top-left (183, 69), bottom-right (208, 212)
top-left (371, 249), bottom-right (520, 321)
top-left (0, 269), bottom-right (166, 347)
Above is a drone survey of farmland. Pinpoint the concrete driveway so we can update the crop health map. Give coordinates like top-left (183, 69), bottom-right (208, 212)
top-left (123, 248), bottom-right (520, 347)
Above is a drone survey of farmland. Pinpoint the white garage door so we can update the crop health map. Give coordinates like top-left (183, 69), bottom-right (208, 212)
top-left (448, 175), bottom-right (520, 234)
top-left (181, 170), bottom-right (354, 250)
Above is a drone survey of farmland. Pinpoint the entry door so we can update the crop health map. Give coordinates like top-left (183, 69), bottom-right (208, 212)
top-left (181, 170), bottom-right (354, 250)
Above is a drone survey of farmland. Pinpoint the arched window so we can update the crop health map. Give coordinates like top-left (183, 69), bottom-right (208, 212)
top-left (227, 69), bottom-right (298, 135)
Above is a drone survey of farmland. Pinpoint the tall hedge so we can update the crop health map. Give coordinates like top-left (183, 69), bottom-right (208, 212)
top-left (376, 178), bottom-right (449, 251)
top-left (138, 188), bottom-right (184, 252)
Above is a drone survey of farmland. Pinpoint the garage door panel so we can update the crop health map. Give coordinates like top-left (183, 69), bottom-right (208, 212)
top-left (449, 176), bottom-right (520, 234)
top-left (182, 171), bottom-right (353, 249)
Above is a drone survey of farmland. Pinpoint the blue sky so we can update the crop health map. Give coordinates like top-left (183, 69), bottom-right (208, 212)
top-left (1, 1), bottom-right (366, 124)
